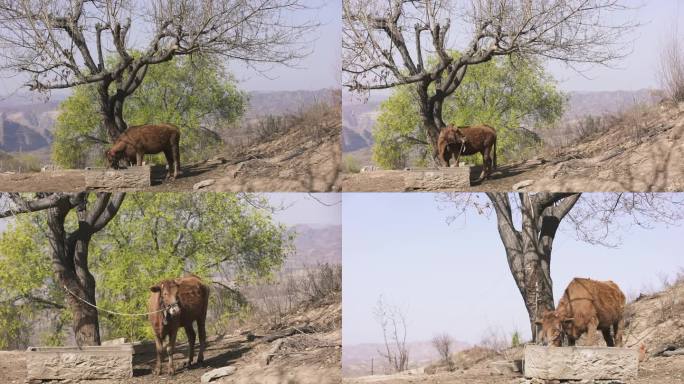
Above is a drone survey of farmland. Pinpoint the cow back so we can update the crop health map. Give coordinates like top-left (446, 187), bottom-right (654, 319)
top-left (559, 278), bottom-right (625, 327)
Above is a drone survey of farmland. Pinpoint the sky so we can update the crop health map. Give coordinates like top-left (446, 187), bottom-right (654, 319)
top-left (0, 0), bottom-right (340, 96)
top-left (269, 193), bottom-right (341, 227)
top-left (0, 192), bottom-right (341, 234)
top-left (544, 0), bottom-right (684, 92)
top-left (342, 193), bottom-right (684, 346)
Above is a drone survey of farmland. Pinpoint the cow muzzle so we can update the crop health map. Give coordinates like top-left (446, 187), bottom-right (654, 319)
top-left (162, 302), bottom-right (180, 325)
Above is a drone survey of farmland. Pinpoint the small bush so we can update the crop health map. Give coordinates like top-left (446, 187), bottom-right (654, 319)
top-left (343, 155), bottom-right (361, 173)
top-left (658, 31), bottom-right (684, 102)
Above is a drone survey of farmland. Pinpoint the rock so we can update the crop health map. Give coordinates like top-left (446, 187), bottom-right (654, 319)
top-left (101, 337), bottom-right (127, 345)
top-left (200, 366), bottom-right (237, 383)
top-left (85, 166), bottom-right (151, 190)
top-left (513, 179), bottom-right (535, 190)
top-left (524, 345), bottom-right (639, 381)
top-left (193, 179), bottom-right (216, 190)
top-left (491, 360), bottom-right (523, 374)
top-left (26, 345), bottom-right (133, 381)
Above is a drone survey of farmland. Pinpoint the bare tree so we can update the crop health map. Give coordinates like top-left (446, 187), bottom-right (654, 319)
top-left (0, 0), bottom-right (317, 140)
top-left (343, 0), bottom-right (637, 157)
top-left (0, 192), bottom-right (125, 346)
top-left (431, 332), bottom-right (454, 370)
top-left (439, 193), bottom-right (684, 341)
top-left (373, 295), bottom-right (409, 373)
top-left (658, 25), bottom-right (684, 102)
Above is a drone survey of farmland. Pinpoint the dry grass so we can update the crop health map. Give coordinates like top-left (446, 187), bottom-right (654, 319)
top-left (247, 263), bottom-right (342, 329)
top-left (223, 90), bottom-right (341, 158)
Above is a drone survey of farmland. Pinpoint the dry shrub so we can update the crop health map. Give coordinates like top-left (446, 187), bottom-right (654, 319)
top-left (248, 263), bottom-right (341, 328)
top-left (658, 30), bottom-right (684, 102)
top-left (224, 89), bottom-right (340, 156)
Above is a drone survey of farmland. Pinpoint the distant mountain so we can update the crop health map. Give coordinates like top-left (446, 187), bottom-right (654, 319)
top-left (245, 89), bottom-right (339, 119)
top-left (284, 224), bottom-right (341, 271)
top-left (563, 89), bottom-right (661, 120)
top-left (0, 115), bottom-right (51, 152)
top-left (343, 339), bottom-right (469, 377)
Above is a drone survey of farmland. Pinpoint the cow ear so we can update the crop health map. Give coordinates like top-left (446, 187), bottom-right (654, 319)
top-left (150, 285), bottom-right (161, 292)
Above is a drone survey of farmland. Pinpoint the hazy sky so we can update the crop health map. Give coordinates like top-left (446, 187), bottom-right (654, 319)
top-left (269, 193), bottom-right (341, 227)
top-left (545, 0), bottom-right (684, 91)
top-left (0, 0), bottom-right (340, 96)
top-left (342, 193), bottom-right (684, 346)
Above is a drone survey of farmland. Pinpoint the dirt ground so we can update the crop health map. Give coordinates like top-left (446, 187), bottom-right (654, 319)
top-left (0, 116), bottom-right (341, 193)
top-left (2, 300), bottom-right (341, 384)
top-left (342, 101), bottom-right (684, 192)
top-left (342, 355), bottom-right (684, 384)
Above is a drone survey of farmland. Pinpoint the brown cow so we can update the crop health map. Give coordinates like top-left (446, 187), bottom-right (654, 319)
top-left (148, 274), bottom-right (209, 375)
top-left (437, 125), bottom-right (497, 181)
top-left (536, 277), bottom-right (626, 347)
top-left (107, 123), bottom-right (181, 180)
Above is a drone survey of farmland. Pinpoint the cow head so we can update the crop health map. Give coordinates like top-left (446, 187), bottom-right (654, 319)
top-left (446, 127), bottom-right (467, 146)
top-left (106, 149), bottom-right (123, 169)
top-left (150, 279), bottom-right (182, 325)
top-left (535, 310), bottom-right (572, 346)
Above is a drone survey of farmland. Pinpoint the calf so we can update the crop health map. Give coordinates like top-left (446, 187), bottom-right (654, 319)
top-left (437, 125), bottom-right (497, 181)
top-left (536, 277), bottom-right (626, 347)
top-left (107, 123), bottom-right (181, 180)
top-left (149, 274), bottom-right (209, 375)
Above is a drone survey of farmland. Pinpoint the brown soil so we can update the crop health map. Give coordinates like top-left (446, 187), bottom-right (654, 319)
top-left (0, 117), bottom-right (341, 193)
top-left (342, 101), bottom-right (684, 192)
top-left (3, 298), bottom-right (341, 384)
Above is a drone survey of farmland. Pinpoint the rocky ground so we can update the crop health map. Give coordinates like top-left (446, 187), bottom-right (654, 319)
top-left (0, 106), bottom-right (341, 193)
top-left (342, 101), bottom-right (684, 192)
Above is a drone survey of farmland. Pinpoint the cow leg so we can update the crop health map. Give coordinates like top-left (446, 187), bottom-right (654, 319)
top-left (185, 324), bottom-right (196, 366)
top-left (601, 328), bottom-right (615, 347)
top-left (167, 328), bottom-right (178, 375)
top-left (173, 138), bottom-right (181, 178)
top-left (482, 147), bottom-right (492, 180)
top-left (586, 318), bottom-right (600, 345)
top-left (163, 149), bottom-right (174, 180)
top-left (454, 146), bottom-right (462, 168)
top-left (567, 335), bottom-right (576, 346)
top-left (614, 318), bottom-right (625, 347)
top-left (153, 334), bottom-right (164, 375)
top-left (197, 318), bottom-right (207, 363)
top-left (136, 151), bottom-right (144, 167)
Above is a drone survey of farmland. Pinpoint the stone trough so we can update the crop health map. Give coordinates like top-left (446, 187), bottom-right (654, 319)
top-left (26, 344), bottom-right (134, 381)
top-left (346, 166), bottom-right (472, 191)
top-left (524, 344), bottom-right (639, 381)
top-left (85, 165), bottom-right (152, 190)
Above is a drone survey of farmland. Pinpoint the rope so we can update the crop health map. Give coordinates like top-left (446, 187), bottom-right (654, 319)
top-left (63, 285), bottom-right (168, 317)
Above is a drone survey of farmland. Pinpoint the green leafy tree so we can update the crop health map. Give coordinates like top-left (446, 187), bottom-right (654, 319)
top-left (52, 56), bottom-right (247, 168)
top-left (0, 193), bottom-right (292, 347)
top-left (372, 56), bottom-right (565, 169)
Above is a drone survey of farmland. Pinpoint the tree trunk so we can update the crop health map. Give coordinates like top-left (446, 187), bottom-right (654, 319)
top-left (99, 85), bottom-right (128, 141)
top-left (487, 193), bottom-right (580, 341)
top-left (416, 82), bottom-right (442, 161)
top-left (41, 193), bottom-right (125, 346)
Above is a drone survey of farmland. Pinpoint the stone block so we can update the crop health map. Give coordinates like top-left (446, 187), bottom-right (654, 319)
top-left (524, 345), bottom-right (639, 381)
top-left (26, 345), bottom-right (133, 381)
top-left (85, 165), bottom-right (151, 189)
